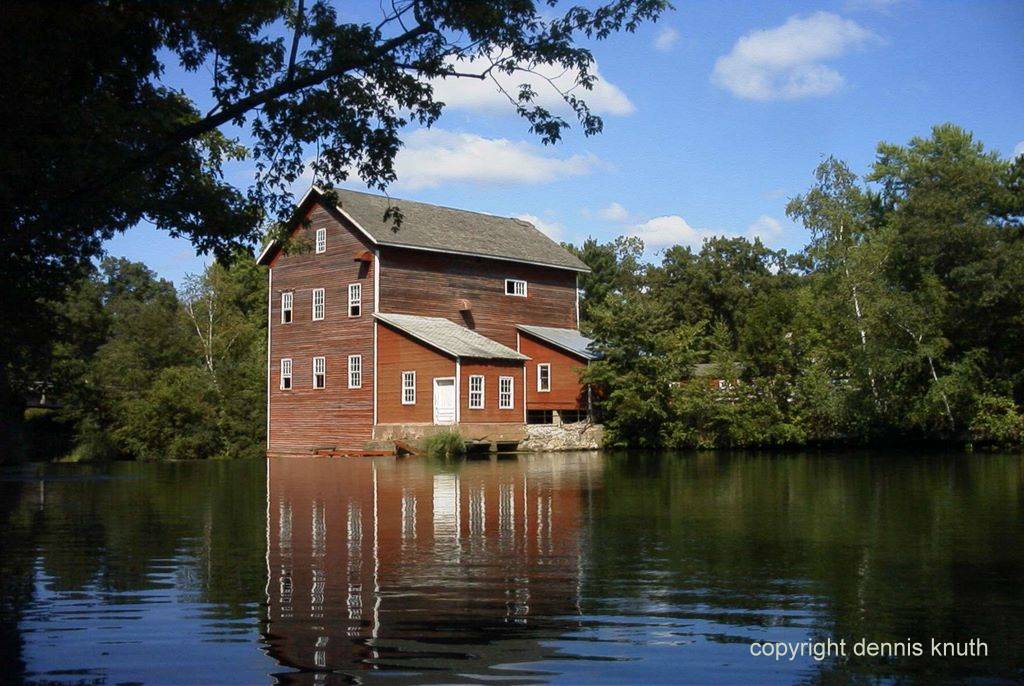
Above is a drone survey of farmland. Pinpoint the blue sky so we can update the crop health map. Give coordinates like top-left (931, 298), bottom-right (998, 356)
top-left (106, 0), bottom-right (1024, 285)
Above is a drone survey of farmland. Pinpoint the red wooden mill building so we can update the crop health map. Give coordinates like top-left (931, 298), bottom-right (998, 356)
top-left (257, 187), bottom-right (598, 455)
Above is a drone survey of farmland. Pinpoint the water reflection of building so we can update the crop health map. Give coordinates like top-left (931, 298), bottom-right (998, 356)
top-left (262, 455), bottom-right (599, 682)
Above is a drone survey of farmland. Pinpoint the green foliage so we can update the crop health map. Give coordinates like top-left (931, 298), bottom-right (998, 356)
top-left (424, 430), bottom-right (466, 462)
top-left (0, 1), bottom-right (667, 448)
top-left (969, 396), bottom-right (1023, 448)
top-left (583, 289), bottom-right (703, 447)
top-left (579, 125), bottom-right (1023, 450)
top-left (45, 252), bottom-right (266, 461)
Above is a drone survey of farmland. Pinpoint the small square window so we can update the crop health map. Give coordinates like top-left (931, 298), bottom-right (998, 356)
top-left (402, 371), bottom-right (416, 405)
top-left (315, 228), bottom-right (326, 254)
top-left (280, 358), bottom-right (293, 390)
top-left (348, 283), bottom-right (361, 317)
top-left (505, 279), bottom-right (527, 297)
top-left (537, 363), bottom-right (551, 392)
top-left (348, 355), bottom-right (362, 389)
top-left (468, 375), bottom-right (484, 409)
top-left (313, 356), bottom-right (326, 389)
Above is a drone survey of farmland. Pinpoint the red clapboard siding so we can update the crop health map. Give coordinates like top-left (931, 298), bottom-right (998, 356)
top-left (376, 322), bottom-right (455, 424)
top-left (519, 331), bottom-right (589, 411)
top-left (377, 247), bottom-right (578, 349)
top-left (460, 360), bottom-right (525, 423)
top-left (268, 203), bottom-right (376, 453)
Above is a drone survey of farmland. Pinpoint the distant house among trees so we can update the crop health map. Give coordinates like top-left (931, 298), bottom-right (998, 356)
top-left (690, 362), bottom-right (742, 392)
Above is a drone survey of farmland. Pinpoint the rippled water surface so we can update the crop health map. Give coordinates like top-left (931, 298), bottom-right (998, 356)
top-left (2, 452), bottom-right (1023, 684)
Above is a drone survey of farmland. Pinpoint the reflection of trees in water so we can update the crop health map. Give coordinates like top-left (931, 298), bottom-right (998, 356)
top-left (262, 454), bottom-right (603, 681)
top-left (0, 460), bottom-right (268, 685)
top-left (0, 478), bottom-right (34, 686)
top-left (2, 453), bottom-right (1022, 684)
top-left (588, 451), bottom-right (1024, 682)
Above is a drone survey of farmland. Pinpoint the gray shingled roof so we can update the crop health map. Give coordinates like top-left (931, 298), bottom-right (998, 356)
top-left (516, 325), bottom-right (599, 360)
top-left (260, 186), bottom-right (589, 271)
top-left (376, 313), bottom-right (529, 361)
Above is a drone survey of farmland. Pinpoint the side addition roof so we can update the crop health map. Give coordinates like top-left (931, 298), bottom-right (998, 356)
top-left (376, 313), bottom-right (529, 361)
top-left (258, 186), bottom-right (589, 272)
top-left (516, 325), bottom-right (600, 361)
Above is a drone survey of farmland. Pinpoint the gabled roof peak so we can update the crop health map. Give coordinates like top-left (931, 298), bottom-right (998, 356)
top-left (258, 186), bottom-right (590, 272)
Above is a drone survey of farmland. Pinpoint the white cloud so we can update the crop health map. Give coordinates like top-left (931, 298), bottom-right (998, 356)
top-left (1014, 140), bottom-right (1024, 158)
top-left (628, 215), bottom-right (719, 249)
top-left (429, 54), bottom-right (634, 116)
top-left (627, 214), bottom-right (787, 251)
top-left (393, 128), bottom-right (602, 190)
top-left (712, 12), bottom-right (877, 100)
top-left (745, 215), bottom-right (783, 241)
top-left (654, 26), bottom-right (680, 52)
top-left (516, 214), bottom-right (564, 241)
top-left (598, 202), bottom-right (629, 222)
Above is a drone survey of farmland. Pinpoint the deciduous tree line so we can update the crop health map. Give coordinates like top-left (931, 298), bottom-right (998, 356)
top-left (574, 125), bottom-right (1024, 449)
top-left (16, 124), bottom-right (1024, 460)
top-left (26, 254), bottom-right (268, 461)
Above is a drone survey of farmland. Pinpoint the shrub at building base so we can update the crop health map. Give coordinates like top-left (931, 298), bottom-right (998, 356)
top-left (424, 430), bottom-right (466, 462)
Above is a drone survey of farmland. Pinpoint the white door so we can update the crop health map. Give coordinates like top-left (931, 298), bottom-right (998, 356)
top-left (433, 377), bottom-right (457, 425)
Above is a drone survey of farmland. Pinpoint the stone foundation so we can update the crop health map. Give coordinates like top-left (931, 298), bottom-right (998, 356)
top-left (373, 423), bottom-right (528, 449)
top-left (518, 421), bottom-right (604, 452)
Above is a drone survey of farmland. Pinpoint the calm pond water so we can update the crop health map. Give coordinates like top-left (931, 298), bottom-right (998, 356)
top-left (1, 452), bottom-right (1023, 685)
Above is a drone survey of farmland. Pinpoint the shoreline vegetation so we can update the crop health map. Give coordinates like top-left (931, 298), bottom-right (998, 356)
top-left (7, 124), bottom-right (1024, 462)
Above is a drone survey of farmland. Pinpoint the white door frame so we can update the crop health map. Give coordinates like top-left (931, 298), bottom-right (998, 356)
top-left (433, 377), bottom-right (457, 425)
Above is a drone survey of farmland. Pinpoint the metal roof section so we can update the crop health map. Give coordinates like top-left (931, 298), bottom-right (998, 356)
top-left (376, 313), bottom-right (529, 361)
top-left (516, 324), bottom-right (600, 360)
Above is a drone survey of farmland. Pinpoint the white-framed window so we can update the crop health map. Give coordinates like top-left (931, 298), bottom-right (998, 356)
top-left (468, 375), bottom-right (485, 409)
top-left (348, 283), bottom-right (361, 317)
top-left (402, 371), bottom-right (416, 405)
top-left (281, 292), bottom-right (293, 324)
top-left (312, 356), bottom-right (326, 389)
top-left (348, 355), bottom-right (362, 389)
top-left (315, 227), bottom-right (326, 254)
top-left (499, 376), bottom-right (514, 409)
top-left (537, 363), bottom-right (551, 392)
top-left (312, 288), bottom-right (325, 321)
top-left (504, 279), bottom-right (527, 297)
top-left (280, 358), bottom-right (292, 390)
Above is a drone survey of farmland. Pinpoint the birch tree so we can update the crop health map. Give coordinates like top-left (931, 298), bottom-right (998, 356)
top-left (787, 158), bottom-right (883, 412)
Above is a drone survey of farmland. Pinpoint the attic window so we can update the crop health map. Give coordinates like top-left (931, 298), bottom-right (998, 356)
top-left (315, 228), bottom-right (326, 253)
top-left (505, 279), bottom-right (527, 297)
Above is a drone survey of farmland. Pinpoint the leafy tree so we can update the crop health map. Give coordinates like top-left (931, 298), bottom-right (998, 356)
top-left (787, 157), bottom-right (884, 414)
top-left (565, 238), bottom-right (618, 325)
top-left (583, 289), bottom-right (702, 447)
top-left (868, 124), bottom-right (1024, 402)
top-left (649, 236), bottom-right (790, 345)
top-left (44, 254), bottom-right (265, 461)
top-left (0, 0), bottom-right (668, 452)
top-left (584, 126), bottom-right (1022, 450)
